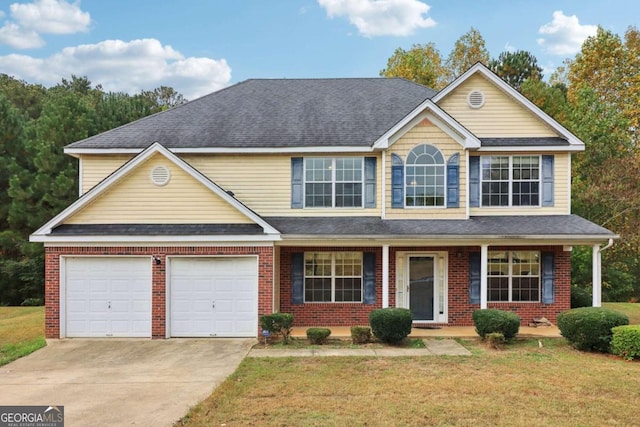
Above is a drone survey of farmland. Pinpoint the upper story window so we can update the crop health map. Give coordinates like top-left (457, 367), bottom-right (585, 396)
top-left (305, 157), bottom-right (363, 208)
top-left (405, 144), bottom-right (445, 207)
top-left (481, 156), bottom-right (540, 207)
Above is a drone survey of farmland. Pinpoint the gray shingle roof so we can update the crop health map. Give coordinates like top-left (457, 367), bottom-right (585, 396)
top-left (264, 215), bottom-right (615, 239)
top-left (481, 137), bottom-right (569, 147)
top-left (67, 78), bottom-right (436, 150)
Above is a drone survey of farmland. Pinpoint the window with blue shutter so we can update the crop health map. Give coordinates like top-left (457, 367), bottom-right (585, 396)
top-left (364, 157), bottom-right (377, 208)
top-left (542, 155), bottom-right (554, 207)
top-left (541, 252), bottom-right (555, 304)
top-left (291, 253), bottom-right (304, 304)
top-left (469, 156), bottom-right (480, 208)
top-left (291, 157), bottom-right (303, 209)
top-left (363, 252), bottom-right (376, 304)
top-left (469, 253), bottom-right (481, 304)
top-left (447, 153), bottom-right (460, 208)
top-left (391, 154), bottom-right (404, 208)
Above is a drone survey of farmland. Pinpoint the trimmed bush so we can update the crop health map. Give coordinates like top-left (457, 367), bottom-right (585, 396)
top-left (486, 332), bottom-right (506, 349)
top-left (571, 286), bottom-right (592, 308)
top-left (557, 307), bottom-right (629, 352)
top-left (350, 326), bottom-right (372, 344)
top-left (306, 328), bottom-right (331, 345)
top-left (472, 309), bottom-right (520, 341)
top-left (259, 313), bottom-right (294, 344)
top-left (369, 308), bottom-right (413, 344)
top-left (611, 325), bottom-right (640, 360)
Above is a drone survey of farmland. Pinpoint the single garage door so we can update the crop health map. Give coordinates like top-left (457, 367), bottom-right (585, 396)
top-left (170, 257), bottom-right (258, 337)
top-left (65, 257), bottom-right (152, 338)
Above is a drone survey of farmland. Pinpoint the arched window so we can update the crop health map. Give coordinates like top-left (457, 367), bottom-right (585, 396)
top-left (405, 144), bottom-right (445, 207)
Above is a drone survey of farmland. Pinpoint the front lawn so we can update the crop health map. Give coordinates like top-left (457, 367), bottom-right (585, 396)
top-left (603, 302), bottom-right (640, 324)
top-left (0, 306), bottom-right (46, 366)
top-left (177, 339), bottom-right (640, 427)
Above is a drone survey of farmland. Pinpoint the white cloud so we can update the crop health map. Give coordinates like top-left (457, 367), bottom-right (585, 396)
top-left (0, 0), bottom-right (90, 49)
top-left (537, 10), bottom-right (597, 55)
top-left (318, 0), bottom-right (436, 37)
top-left (0, 38), bottom-right (232, 99)
top-left (503, 42), bottom-right (516, 53)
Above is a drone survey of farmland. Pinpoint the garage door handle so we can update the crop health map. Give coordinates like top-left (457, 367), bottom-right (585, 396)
top-left (108, 301), bottom-right (111, 309)
top-left (212, 301), bottom-right (215, 309)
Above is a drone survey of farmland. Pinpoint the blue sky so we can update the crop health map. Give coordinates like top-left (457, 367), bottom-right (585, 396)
top-left (0, 0), bottom-right (636, 99)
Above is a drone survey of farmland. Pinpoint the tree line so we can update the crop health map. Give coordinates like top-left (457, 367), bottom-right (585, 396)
top-left (382, 26), bottom-right (640, 301)
top-left (0, 76), bottom-right (185, 305)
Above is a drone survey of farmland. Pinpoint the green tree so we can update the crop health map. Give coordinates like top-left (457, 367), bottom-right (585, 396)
top-left (380, 43), bottom-right (446, 89)
top-left (488, 50), bottom-right (543, 91)
top-left (445, 27), bottom-right (490, 81)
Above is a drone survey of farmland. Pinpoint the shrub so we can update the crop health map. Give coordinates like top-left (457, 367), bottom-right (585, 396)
top-left (571, 286), bottom-right (592, 308)
top-left (557, 307), bottom-right (629, 352)
top-left (611, 325), bottom-right (640, 360)
top-left (350, 326), bottom-right (372, 344)
top-left (486, 332), bottom-right (506, 349)
top-left (472, 309), bottom-right (520, 341)
top-left (306, 328), bottom-right (331, 345)
top-left (259, 313), bottom-right (294, 344)
top-left (369, 308), bottom-right (412, 344)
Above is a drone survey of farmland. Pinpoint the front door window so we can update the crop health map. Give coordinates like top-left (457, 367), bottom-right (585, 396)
top-left (409, 256), bottom-right (435, 321)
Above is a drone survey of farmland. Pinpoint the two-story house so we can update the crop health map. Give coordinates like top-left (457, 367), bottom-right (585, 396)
top-left (31, 63), bottom-right (616, 339)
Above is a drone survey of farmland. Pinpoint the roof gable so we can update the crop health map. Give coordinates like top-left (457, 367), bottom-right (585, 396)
top-left (31, 143), bottom-right (279, 240)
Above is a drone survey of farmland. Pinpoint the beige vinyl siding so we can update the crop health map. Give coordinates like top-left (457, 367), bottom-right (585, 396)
top-left (183, 154), bottom-right (382, 217)
top-left (66, 153), bottom-right (253, 224)
top-left (438, 74), bottom-right (558, 138)
top-left (470, 152), bottom-right (570, 216)
top-left (81, 155), bottom-right (133, 194)
top-left (385, 121), bottom-right (467, 219)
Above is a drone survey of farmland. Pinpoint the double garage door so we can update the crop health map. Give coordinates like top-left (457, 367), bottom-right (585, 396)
top-left (64, 256), bottom-right (258, 338)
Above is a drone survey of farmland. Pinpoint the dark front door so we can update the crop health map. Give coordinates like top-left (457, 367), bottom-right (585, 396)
top-left (409, 256), bottom-right (434, 321)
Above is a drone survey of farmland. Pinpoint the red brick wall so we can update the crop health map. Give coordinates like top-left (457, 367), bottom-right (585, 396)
top-left (279, 245), bottom-right (571, 328)
top-left (279, 247), bottom-right (383, 326)
top-left (44, 246), bottom-right (274, 339)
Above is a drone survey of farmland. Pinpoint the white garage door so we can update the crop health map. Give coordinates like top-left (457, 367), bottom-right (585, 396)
top-left (65, 257), bottom-right (152, 338)
top-left (170, 257), bottom-right (258, 337)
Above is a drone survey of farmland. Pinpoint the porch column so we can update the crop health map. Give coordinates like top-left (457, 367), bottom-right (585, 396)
top-left (480, 244), bottom-right (488, 309)
top-left (382, 244), bottom-right (389, 308)
top-left (592, 244), bottom-right (602, 307)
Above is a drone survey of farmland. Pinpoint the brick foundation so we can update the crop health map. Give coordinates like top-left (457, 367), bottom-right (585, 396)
top-left (45, 246), bottom-right (274, 339)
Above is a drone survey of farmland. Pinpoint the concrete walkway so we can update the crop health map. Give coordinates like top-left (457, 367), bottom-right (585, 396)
top-left (248, 339), bottom-right (472, 357)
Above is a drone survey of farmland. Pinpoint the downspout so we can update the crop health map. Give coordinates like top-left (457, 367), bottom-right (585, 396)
top-left (592, 238), bottom-right (614, 307)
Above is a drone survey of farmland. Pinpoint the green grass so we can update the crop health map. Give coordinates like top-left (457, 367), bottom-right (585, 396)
top-left (177, 338), bottom-right (640, 427)
top-left (603, 302), bottom-right (640, 324)
top-left (0, 306), bottom-right (46, 366)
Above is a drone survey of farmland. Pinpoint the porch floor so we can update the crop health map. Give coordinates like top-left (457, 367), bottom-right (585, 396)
top-left (291, 325), bottom-right (561, 339)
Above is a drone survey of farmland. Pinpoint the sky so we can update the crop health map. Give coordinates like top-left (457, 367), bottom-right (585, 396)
top-left (0, 0), bottom-right (637, 100)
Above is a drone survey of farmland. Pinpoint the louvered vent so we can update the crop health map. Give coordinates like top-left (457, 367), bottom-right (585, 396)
top-left (150, 166), bottom-right (171, 186)
top-left (467, 90), bottom-right (485, 109)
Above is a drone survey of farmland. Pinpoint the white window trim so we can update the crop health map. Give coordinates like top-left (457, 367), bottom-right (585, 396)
top-left (487, 251), bottom-right (541, 303)
top-left (480, 155), bottom-right (542, 208)
top-left (404, 144), bottom-right (447, 209)
top-left (303, 157), bottom-right (365, 208)
top-left (304, 252), bottom-right (363, 303)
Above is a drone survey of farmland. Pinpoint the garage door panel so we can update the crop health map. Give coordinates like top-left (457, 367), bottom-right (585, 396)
top-left (65, 257), bottom-right (151, 338)
top-left (170, 257), bottom-right (258, 337)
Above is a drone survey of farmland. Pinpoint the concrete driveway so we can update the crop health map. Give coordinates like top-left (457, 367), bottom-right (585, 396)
top-left (0, 338), bottom-right (254, 426)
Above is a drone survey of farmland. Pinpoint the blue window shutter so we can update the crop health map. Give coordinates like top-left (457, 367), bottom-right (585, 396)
top-left (391, 154), bottom-right (404, 208)
top-left (291, 253), bottom-right (304, 304)
top-left (469, 156), bottom-right (480, 207)
top-left (469, 253), bottom-right (481, 304)
top-left (363, 252), bottom-right (376, 304)
top-left (291, 157), bottom-right (303, 208)
top-left (541, 252), bottom-right (555, 304)
top-left (542, 155), bottom-right (554, 207)
top-left (364, 157), bottom-right (377, 208)
top-left (447, 153), bottom-right (460, 208)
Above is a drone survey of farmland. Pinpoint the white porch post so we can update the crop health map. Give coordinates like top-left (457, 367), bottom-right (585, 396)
top-left (382, 244), bottom-right (389, 308)
top-left (480, 244), bottom-right (488, 309)
top-left (592, 244), bottom-right (602, 307)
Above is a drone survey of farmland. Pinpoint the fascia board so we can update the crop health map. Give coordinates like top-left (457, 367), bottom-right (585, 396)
top-left (64, 146), bottom-right (377, 156)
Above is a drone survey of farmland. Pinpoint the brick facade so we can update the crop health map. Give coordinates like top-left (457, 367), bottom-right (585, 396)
top-left (278, 245), bottom-right (571, 328)
top-left (45, 245), bottom-right (274, 339)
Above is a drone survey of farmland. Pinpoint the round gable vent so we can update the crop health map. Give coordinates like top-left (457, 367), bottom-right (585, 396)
top-left (467, 90), bottom-right (485, 109)
top-left (150, 165), bottom-right (171, 186)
